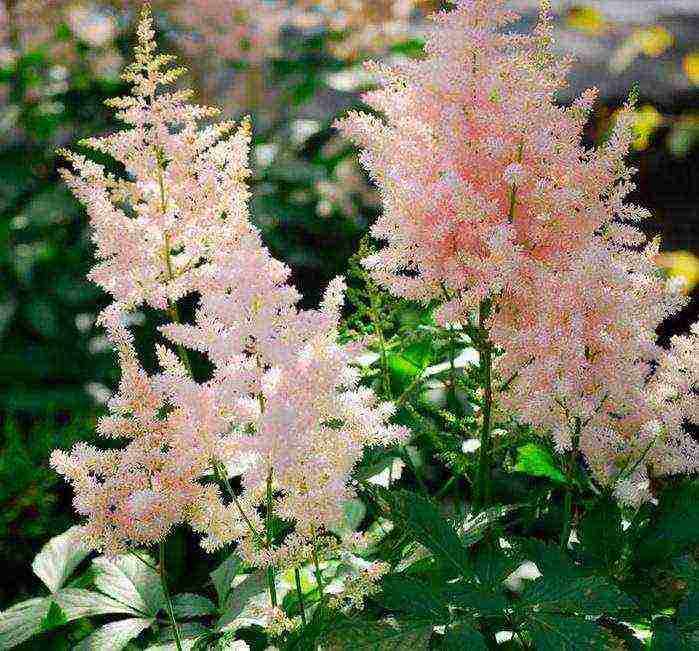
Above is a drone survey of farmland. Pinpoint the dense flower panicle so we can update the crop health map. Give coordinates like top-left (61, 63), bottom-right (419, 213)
top-left (338, 0), bottom-right (699, 499)
top-left (54, 7), bottom-right (407, 559)
top-left (51, 307), bottom-right (209, 555)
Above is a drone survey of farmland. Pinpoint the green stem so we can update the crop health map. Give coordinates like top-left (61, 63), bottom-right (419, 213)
top-left (159, 540), bottom-right (183, 651)
top-left (265, 467), bottom-right (277, 608)
top-left (507, 142), bottom-right (524, 223)
top-left (311, 543), bottom-right (325, 605)
top-left (475, 301), bottom-right (494, 511)
top-left (446, 324), bottom-right (458, 404)
top-left (212, 461), bottom-right (262, 544)
top-left (294, 568), bottom-right (307, 626)
top-left (560, 417), bottom-right (581, 550)
top-left (370, 291), bottom-right (392, 400)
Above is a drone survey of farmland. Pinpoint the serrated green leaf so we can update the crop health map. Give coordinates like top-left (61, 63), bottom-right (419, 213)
top-left (513, 539), bottom-right (583, 579)
top-left (579, 498), bottom-right (624, 569)
top-left (211, 553), bottom-right (242, 608)
top-left (514, 443), bottom-right (567, 484)
top-left (635, 483), bottom-right (699, 567)
top-left (390, 493), bottom-right (470, 576)
top-left (380, 576), bottom-right (450, 621)
top-left (441, 622), bottom-right (488, 650)
top-left (519, 575), bottom-right (634, 616)
top-left (459, 505), bottom-right (516, 547)
top-left (471, 543), bottom-right (521, 590)
top-left (325, 617), bottom-right (432, 650)
top-left (172, 593), bottom-right (217, 619)
top-left (32, 525), bottom-right (89, 592)
top-left (388, 353), bottom-right (422, 393)
top-left (156, 622), bottom-right (209, 644)
top-left (74, 617), bottom-right (153, 651)
top-left (38, 600), bottom-right (67, 633)
top-left (526, 614), bottom-right (613, 650)
top-left (0, 597), bottom-right (50, 649)
top-left (401, 338), bottom-right (434, 369)
top-left (93, 554), bottom-right (165, 617)
top-left (442, 582), bottom-right (507, 616)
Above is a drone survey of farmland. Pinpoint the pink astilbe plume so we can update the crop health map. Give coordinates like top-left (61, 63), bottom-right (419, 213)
top-left (51, 306), bottom-right (209, 554)
top-left (53, 6), bottom-right (407, 558)
top-left (338, 0), bottom-right (699, 501)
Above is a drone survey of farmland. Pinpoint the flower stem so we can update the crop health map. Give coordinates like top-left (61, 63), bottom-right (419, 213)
top-left (294, 568), bottom-right (307, 625)
top-left (158, 540), bottom-right (183, 651)
top-left (311, 543), bottom-right (324, 604)
top-left (369, 290), bottom-right (392, 400)
top-left (475, 301), bottom-right (494, 510)
top-left (266, 467), bottom-right (278, 608)
top-left (560, 417), bottom-right (581, 550)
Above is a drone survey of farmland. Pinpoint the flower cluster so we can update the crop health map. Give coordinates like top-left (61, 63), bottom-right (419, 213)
top-left (338, 0), bottom-right (699, 501)
top-left (53, 7), bottom-right (407, 557)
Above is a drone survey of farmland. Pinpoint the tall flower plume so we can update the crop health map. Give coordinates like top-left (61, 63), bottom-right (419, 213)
top-left (337, 0), bottom-right (699, 501)
top-left (53, 6), bottom-right (407, 557)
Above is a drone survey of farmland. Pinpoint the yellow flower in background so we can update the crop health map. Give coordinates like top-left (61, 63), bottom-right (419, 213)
top-left (632, 105), bottom-right (664, 151)
top-left (683, 52), bottom-right (699, 86)
top-left (566, 5), bottom-right (606, 34)
top-left (658, 251), bottom-right (699, 293)
top-left (610, 25), bottom-right (674, 73)
top-left (636, 26), bottom-right (674, 58)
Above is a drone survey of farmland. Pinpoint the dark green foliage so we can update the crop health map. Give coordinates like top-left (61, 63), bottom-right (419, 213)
top-left (0, 413), bottom-right (96, 605)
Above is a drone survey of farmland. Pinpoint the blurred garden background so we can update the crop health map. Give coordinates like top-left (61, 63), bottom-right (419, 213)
top-left (1, 0), bottom-right (698, 608)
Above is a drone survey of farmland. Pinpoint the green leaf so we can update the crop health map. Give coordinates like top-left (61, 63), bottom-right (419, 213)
top-left (634, 482), bottom-right (699, 566)
top-left (513, 539), bottom-right (584, 579)
top-left (388, 353), bottom-right (422, 393)
top-left (32, 525), bottom-right (90, 592)
top-left (92, 555), bottom-right (166, 617)
top-left (514, 443), bottom-right (567, 484)
top-left (210, 553), bottom-right (242, 608)
top-left (54, 587), bottom-right (140, 620)
top-left (74, 617), bottom-right (153, 651)
top-left (471, 543), bottom-right (521, 590)
top-left (401, 338), bottom-right (434, 369)
top-left (390, 492), bottom-right (471, 576)
top-left (460, 505), bottom-right (516, 547)
top-left (651, 621), bottom-right (684, 650)
top-left (679, 590), bottom-right (699, 628)
top-left (526, 614), bottom-right (614, 650)
top-left (0, 598), bottom-right (50, 649)
top-left (217, 571), bottom-right (268, 631)
top-left (171, 594), bottom-right (217, 619)
top-left (325, 617), bottom-right (433, 650)
top-left (380, 576), bottom-right (450, 621)
top-left (579, 498), bottom-right (624, 569)
top-left (329, 498), bottom-right (367, 539)
top-left (38, 599), bottom-right (67, 633)
top-left (442, 582), bottom-right (507, 616)
top-left (441, 622), bottom-right (488, 650)
top-left (519, 575), bottom-right (635, 616)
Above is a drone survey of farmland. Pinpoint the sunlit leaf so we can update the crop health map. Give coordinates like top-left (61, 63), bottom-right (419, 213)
top-left (514, 443), bottom-right (567, 484)
top-left (74, 617), bottom-right (153, 651)
top-left (32, 525), bottom-right (89, 592)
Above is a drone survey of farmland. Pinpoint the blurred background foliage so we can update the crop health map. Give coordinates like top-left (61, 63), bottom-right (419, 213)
top-left (0, 0), bottom-right (698, 606)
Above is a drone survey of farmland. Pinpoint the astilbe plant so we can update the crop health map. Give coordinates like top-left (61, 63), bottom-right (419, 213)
top-left (337, 0), bottom-right (699, 510)
top-left (4, 2), bottom-right (699, 650)
top-left (49, 4), bottom-right (406, 642)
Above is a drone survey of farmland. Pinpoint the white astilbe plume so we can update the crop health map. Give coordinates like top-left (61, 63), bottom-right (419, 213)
top-left (53, 6), bottom-right (407, 559)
